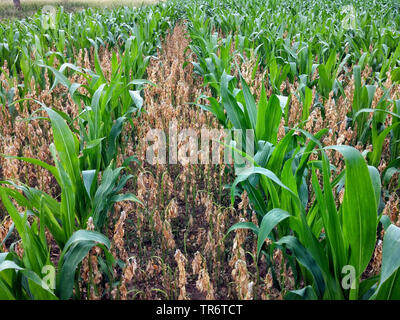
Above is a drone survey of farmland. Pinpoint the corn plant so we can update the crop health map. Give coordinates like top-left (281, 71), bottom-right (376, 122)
top-left (1, 0), bottom-right (400, 301)
top-left (227, 135), bottom-right (400, 299)
top-left (199, 65), bottom-right (400, 300)
top-left (3, 101), bottom-right (140, 231)
top-left (0, 189), bottom-right (113, 300)
top-left (0, 96), bottom-right (142, 299)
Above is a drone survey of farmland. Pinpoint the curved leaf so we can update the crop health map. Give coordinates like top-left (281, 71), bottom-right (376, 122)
top-left (257, 209), bottom-right (290, 258)
top-left (326, 146), bottom-right (378, 279)
top-left (276, 236), bottom-right (326, 299)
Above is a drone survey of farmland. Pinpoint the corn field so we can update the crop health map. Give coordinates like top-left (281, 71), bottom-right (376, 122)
top-left (0, 0), bottom-right (400, 300)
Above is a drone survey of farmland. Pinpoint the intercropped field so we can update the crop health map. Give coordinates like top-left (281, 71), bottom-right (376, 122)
top-left (0, 0), bottom-right (159, 20)
top-left (0, 0), bottom-right (399, 300)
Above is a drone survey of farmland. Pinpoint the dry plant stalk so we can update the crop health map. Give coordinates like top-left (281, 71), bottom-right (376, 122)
top-left (192, 251), bottom-right (215, 299)
top-left (231, 259), bottom-right (253, 300)
top-left (174, 249), bottom-right (188, 300)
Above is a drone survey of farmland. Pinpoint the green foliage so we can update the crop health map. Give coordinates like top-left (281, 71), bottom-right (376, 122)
top-left (1, 0), bottom-right (400, 301)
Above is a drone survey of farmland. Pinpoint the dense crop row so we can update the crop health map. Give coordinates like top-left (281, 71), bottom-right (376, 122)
top-left (0, 0), bottom-right (399, 300)
top-left (0, 1), bottom-right (180, 299)
top-left (186, 0), bottom-right (400, 299)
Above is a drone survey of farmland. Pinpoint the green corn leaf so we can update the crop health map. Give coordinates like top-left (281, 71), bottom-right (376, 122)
top-left (43, 107), bottom-right (80, 188)
top-left (50, 144), bottom-right (76, 239)
top-left (256, 88), bottom-right (282, 144)
top-left (255, 81), bottom-right (268, 141)
top-left (0, 188), bottom-right (25, 241)
top-left (240, 75), bottom-right (257, 130)
top-left (257, 209), bottom-right (291, 258)
top-left (57, 230), bottom-right (110, 300)
top-left (21, 269), bottom-right (58, 300)
top-left (326, 146), bottom-right (377, 281)
top-left (369, 123), bottom-right (400, 167)
top-left (295, 128), bottom-right (328, 187)
top-left (285, 286), bottom-right (318, 300)
top-left (276, 236), bottom-right (326, 299)
top-left (368, 166), bottom-right (382, 213)
top-left (301, 86), bottom-right (313, 122)
top-left (318, 64), bottom-right (332, 98)
top-left (267, 130), bottom-right (294, 174)
top-left (109, 193), bottom-right (143, 205)
top-left (231, 166), bottom-right (295, 206)
top-left (311, 152), bottom-right (347, 279)
top-left (372, 224), bottom-right (400, 300)
top-left (221, 71), bottom-right (248, 130)
top-left (82, 170), bottom-right (97, 200)
top-left (391, 67), bottom-right (400, 83)
top-left (226, 222), bottom-right (259, 237)
top-left (58, 241), bottom-right (99, 300)
top-left (106, 116), bottom-right (126, 165)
